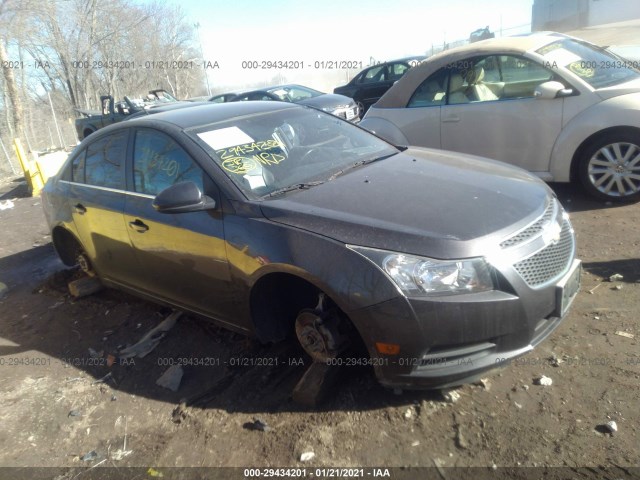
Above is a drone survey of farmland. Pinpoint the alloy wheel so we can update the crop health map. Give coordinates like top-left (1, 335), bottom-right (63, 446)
top-left (587, 142), bottom-right (640, 198)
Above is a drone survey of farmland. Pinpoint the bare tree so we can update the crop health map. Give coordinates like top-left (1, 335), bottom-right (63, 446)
top-left (0, 0), bottom-right (29, 141)
top-left (0, 0), bottom-right (206, 172)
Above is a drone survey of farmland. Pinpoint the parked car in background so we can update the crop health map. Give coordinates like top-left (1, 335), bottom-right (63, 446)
top-left (209, 93), bottom-right (240, 103)
top-left (227, 84), bottom-right (360, 122)
top-left (361, 32), bottom-right (640, 201)
top-left (187, 95), bottom-right (210, 102)
top-left (42, 101), bottom-right (580, 390)
top-left (333, 57), bottom-right (426, 116)
top-left (75, 90), bottom-right (180, 140)
top-left (470, 26), bottom-right (495, 43)
top-left (127, 100), bottom-right (207, 119)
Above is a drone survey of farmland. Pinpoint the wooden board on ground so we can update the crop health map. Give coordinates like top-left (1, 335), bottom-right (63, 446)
top-left (292, 361), bottom-right (342, 407)
top-left (68, 276), bottom-right (103, 298)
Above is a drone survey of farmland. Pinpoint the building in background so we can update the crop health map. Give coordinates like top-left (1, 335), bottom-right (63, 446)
top-left (532, 0), bottom-right (640, 31)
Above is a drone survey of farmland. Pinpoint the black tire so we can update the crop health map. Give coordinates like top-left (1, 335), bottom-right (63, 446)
top-left (577, 131), bottom-right (640, 202)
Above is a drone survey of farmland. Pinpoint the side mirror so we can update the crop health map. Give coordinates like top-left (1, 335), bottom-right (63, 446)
top-left (152, 181), bottom-right (215, 214)
top-left (534, 81), bottom-right (573, 99)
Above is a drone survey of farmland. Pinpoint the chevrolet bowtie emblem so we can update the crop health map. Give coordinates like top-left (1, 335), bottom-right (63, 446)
top-left (543, 221), bottom-right (562, 245)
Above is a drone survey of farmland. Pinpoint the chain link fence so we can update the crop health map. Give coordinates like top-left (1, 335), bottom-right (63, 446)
top-left (0, 97), bottom-right (78, 182)
top-left (428, 23), bottom-right (532, 57)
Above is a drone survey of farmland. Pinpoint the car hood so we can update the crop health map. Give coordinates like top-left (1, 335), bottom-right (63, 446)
top-left (260, 148), bottom-right (551, 259)
top-left (596, 78), bottom-right (640, 99)
top-left (299, 94), bottom-right (355, 109)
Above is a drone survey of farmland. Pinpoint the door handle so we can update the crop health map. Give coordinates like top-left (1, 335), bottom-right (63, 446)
top-left (73, 203), bottom-right (87, 214)
top-left (128, 219), bottom-right (149, 233)
top-left (442, 115), bottom-right (460, 123)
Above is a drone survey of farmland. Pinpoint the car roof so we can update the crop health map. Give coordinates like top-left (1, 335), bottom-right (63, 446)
top-left (376, 32), bottom-right (570, 108)
top-left (382, 55), bottom-right (427, 64)
top-left (122, 101), bottom-right (299, 130)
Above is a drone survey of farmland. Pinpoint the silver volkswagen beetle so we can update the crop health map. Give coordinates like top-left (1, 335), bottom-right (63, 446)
top-left (361, 32), bottom-right (640, 202)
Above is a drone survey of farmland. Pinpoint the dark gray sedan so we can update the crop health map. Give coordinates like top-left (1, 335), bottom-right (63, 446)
top-left (42, 101), bottom-right (580, 390)
top-left (225, 84), bottom-right (360, 122)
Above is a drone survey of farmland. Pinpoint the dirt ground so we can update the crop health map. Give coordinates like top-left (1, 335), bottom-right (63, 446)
top-left (0, 176), bottom-right (638, 478)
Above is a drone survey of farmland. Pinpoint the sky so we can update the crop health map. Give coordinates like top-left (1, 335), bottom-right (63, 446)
top-left (161, 0), bottom-right (534, 94)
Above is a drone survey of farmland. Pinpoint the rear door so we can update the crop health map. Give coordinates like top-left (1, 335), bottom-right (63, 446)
top-left (66, 129), bottom-right (136, 282)
top-left (123, 127), bottom-right (235, 321)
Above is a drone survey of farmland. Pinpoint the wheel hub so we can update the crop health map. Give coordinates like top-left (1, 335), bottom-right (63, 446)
top-left (76, 252), bottom-right (94, 276)
top-left (587, 141), bottom-right (640, 197)
top-left (295, 309), bottom-right (348, 362)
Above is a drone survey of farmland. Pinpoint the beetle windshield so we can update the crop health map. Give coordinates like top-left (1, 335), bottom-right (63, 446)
top-left (536, 38), bottom-right (640, 89)
top-left (191, 106), bottom-right (397, 198)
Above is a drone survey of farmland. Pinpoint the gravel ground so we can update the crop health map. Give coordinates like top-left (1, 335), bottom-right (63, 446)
top-left (0, 178), bottom-right (638, 479)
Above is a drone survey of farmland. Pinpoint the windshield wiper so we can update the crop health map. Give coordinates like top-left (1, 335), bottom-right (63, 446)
top-left (266, 181), bottom-right (325, 198)
top-left (329, 152), bottom-right (398, 181)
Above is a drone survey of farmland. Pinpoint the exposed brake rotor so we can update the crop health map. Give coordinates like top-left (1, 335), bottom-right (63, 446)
top-left (294, 294), bottom-right (349, 362)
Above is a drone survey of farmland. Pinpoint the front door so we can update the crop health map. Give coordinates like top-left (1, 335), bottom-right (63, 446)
top-left (441, 55), bottom-right (564, 173)
top-left (123, 128), bottom-right (235, 322)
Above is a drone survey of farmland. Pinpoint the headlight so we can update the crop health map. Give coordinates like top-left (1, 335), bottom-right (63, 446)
top-left (348, 246), bottom-right (495, 297)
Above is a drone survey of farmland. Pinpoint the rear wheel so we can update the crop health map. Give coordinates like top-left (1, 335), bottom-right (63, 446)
top-left (578, 132), bottom-right (640, 202)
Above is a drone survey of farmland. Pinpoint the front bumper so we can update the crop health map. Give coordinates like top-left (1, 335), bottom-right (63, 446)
top-left (332, 105), bottom-right (360, 123)
top-left (349, 258), bottom-right (581, 390)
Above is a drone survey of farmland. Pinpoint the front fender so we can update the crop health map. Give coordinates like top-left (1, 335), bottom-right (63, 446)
top-left (550, 93), bottom-right (640, 182)
top-left (225, 215), bottom-right (400, 315)
top-left (359, 117), bottom-right (410, 146)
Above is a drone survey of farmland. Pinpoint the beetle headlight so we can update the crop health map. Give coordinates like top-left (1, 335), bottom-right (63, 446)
top-left (349, 246), bottom-right (495, 297)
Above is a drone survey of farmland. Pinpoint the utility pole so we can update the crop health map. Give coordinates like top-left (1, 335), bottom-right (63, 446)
top-left (195, 22), bottom-right (212, 96)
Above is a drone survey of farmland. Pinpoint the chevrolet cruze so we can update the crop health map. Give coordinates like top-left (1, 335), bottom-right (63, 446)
top-left (42, 102), bottom-right (581, 389)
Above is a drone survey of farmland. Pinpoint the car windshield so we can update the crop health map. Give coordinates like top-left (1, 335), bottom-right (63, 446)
top-left (536, 38), bottom-right (640, 88)
top-left (190, 107), bottom-right (397, 198)
top-left (266, 85), bottom-right (322, 102)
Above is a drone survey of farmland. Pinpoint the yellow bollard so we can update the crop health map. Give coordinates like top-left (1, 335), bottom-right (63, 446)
top-left (13, 138), bottom-right (45, 196)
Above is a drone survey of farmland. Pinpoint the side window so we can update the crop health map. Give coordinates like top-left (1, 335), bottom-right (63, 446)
top-left (407, 68), bottom-right (448, 107)
top-left (133, 129), bottom-right (204, 196)
top-left (458, 56), bottom-right (502, 103)
top-left (497, 55), bottom-right (555, 99)
top-left (247, 92), bottom-right (273, 101)
top-left (359, 65), bottom-right (387, 84)
top-left (288, 87), bottom-right (314, 101)
top-left (389, 63), bottom-right (409, 81)
top-left (84, 131), bottom-right (127, 189)
top-left (71, 150), bottom-right (86, 183)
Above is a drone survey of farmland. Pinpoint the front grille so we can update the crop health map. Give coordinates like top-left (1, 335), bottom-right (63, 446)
top-left (513, 219), bottom-right (574, 287)
top-left (500, 198), bottom-right (556, 248)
